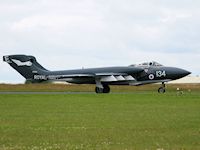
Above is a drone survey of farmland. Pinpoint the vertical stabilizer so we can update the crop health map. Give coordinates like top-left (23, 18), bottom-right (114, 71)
top-left (3, 55), bottom-right (49, 82)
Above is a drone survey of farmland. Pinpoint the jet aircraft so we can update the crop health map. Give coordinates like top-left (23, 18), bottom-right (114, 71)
top-left (3, 55), bottom-right (191, 93)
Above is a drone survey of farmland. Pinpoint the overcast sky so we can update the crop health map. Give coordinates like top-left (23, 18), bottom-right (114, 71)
top-left (0, 0), bottom-right (200, 83)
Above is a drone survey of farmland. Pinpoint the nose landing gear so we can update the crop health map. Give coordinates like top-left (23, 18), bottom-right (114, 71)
top-left (158, 82), bottom-right (166, 93)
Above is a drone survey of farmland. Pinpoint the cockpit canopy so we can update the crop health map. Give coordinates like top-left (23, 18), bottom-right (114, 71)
top-left (130, 61), bottom-right (163, 67)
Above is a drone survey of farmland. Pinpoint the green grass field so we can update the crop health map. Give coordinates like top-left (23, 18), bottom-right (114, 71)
top-left (0, 92), bottom-right (200, 150)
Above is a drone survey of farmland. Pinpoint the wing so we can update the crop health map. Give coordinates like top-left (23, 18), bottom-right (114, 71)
top-left (52, 73), bottom-right (137, 82)
top-left (33, 67), bottom-right (144, 84)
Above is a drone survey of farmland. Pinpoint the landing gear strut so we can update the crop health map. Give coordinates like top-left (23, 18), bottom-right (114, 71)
top-left (95, 85), bottom-right (110, 94)
top-left (158, 82), bottom-right (166, 93)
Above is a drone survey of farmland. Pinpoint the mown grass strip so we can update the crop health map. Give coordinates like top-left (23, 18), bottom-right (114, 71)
top-left (0, 93), bottom-right (200, 149)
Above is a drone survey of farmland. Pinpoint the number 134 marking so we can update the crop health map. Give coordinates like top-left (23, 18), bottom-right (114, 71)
top-left (156, 71), bottom-right (166, 77)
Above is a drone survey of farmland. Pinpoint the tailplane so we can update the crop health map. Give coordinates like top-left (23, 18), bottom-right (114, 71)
top-left (3, 55), bottom-right (48, 83)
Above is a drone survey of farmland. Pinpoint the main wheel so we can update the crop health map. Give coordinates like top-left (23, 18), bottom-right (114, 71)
top-left (95, 85), bottom-right (110, 94)
top-left (95, 87), bottom-right (103, 93)
top-left (158, 87), bottom-right (166, 93)
top-left (103, 85), bottom-right (110, 93)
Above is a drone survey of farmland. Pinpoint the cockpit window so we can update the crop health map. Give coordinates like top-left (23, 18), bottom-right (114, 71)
top-left (151, 61), bottom-right (163, 66)
top-left (130, 61), bottom-right (163, 67)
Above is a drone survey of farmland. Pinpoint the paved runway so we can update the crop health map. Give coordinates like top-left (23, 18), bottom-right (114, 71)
top-left (0, 91), bottom-right (95, 95)
top-left (0, 91), bottom-right (147, 95)
top-left (0, 92), bottom-right (133, 95)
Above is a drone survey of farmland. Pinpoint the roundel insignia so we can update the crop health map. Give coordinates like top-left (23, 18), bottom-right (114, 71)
top-left (149, 74), bottom-right (154, 80)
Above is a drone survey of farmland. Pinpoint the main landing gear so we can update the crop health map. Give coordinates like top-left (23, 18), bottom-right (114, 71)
top-left (158, 82), bottom-right (166, 93)
top-left (95, 84), bottom-right (110, 94)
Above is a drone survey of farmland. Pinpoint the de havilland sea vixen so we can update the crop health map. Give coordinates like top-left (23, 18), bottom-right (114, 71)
top-left (3, 55), bottom-right (191, 94)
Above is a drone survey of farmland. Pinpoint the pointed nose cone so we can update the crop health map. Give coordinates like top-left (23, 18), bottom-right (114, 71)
top-left (182, 70), bottom-right (191, 76)
top-left (176, 68), bottom-right (191, 79)
top-left (166, 67), bottom-right (191, 80)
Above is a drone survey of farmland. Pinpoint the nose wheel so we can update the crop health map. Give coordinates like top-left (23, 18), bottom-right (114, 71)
top-left (158, 82), bottom-right (166, 93)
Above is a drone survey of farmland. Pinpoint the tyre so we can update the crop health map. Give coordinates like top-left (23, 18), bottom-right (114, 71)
top-left (158, 87), bottom-right (166, 93)
top-left (95, 87), bottom-right (103, 93)
top-left (103, 85), bottom-right (110, 93)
